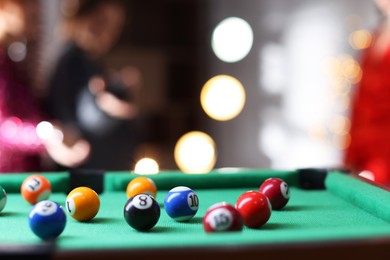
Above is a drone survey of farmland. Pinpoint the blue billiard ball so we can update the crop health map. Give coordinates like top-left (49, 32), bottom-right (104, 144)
top-left (28, 200), bottom-right (66, 240)
top-left (164, 186), bottom-right (199, 221)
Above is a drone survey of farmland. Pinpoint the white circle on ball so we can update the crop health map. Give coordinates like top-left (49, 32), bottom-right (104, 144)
top-left (132, 194), bottom-right (153, 210)
top-left (207, 208), bottom-right (233, 231)
top-left (25, 178), bottom-right (42, 192)
top-left (66, 192), bottom-right (82, 216)
top-left (280, 182), bottom-right (290, 199)
top-left (65, 198), bottom-right (76, 216)
top-left (30, 200), bottom-right (57, 217)
top-left (187, 192), bottom-right (199, 210)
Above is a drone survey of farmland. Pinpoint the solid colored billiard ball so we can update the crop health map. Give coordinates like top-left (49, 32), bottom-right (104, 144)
top-left (203, 202), bottom-right (243, 232)
top-left (28, 200), bottom-right (66, 240)
top-left (21, 174), bottom-right (52, 205)
top-left (259, 178), bottom-right (290, 210)
top-left (235, 190), bottom-right (271, 228)
top-left (65, 187), bottom-right (100, 222)
top-left (164, 186), bottom-right (199, 222)
top-left (124, 194), bottom-right (160, 231)
top-left (0, 185), bottom-right (6, 213)
top-left (126, 177), bottom-right (157, 198)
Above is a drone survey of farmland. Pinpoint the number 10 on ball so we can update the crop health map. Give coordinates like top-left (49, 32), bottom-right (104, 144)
top-left (164, 186), bottom-right (199, 222)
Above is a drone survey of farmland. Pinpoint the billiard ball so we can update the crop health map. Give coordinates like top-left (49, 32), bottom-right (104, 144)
top-left (21, 174), bottom-right (52, 205)
top-left (28, 200), bottom-right (66, 240)
top-left (259, 178), bottom-right (290, 210)
top-left (124, 194), bottom-right (160, 231)
top-left (164, 186), bottom-right (199, 222)
top-left (126, 177), bottom-right (157, 198)
top-left (0, 185), bottom-right (6, 213)
top-left (203, 202), bottom-right (243, 232)
top-left (235, 191), bottom-right (271, 228)
top-left (65, 187), bottom-right (100, 222)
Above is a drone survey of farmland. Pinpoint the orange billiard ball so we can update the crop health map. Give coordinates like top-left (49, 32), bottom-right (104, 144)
top-left (65, 187), bottom-right (100, 222)
top-left (21, 174), bottom-right (52, 205)
top-left (126, 177), bottom-right (157, 198)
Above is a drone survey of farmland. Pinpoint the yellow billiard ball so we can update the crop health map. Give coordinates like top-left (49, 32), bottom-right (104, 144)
top-left (65, 187), bottom-right (100, 222)
top-left (126, 177), bottom-right (157, 198)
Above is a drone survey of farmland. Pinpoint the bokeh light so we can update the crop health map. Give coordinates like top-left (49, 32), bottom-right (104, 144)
top-left (349, 30), bottom-right (372, 50)
top-left (134, 158), bottom-right (159, 175)
top-left (174, 131), bottom-right (216, 174)
top-left (49, 128), bottom-right (64, 145)
top-left (7, 41), bottom-right (27, 62)
top-left (0, 117), bottom-right (19, 140)
top-left (330, 115), bottom-right (350, 136)
top-left (340, 55), bottom-right (362, 84)
top-left (36, 121), bottom-right (54, 140)
top-left (201, 75), bottom-right (246, 121)
top-left (212, 17), bottom-right (253, 63)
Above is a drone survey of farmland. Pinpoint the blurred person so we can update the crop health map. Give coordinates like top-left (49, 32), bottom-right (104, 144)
top-left (344, 0), bottom-right (390, 186)
top-left (47, 0), bottom-right (140, 170)
top-left (0, 0), bottom-right (90, 172)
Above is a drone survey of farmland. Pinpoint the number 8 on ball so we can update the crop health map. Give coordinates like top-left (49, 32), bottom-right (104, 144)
top-left (124, 194), bottom-right (160, 231)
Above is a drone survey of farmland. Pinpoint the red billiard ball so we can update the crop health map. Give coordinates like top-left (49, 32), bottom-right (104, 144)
top-left (235, 191), bottom-right (271, 228)
top-left (259, 178), bottom-right (290, 210)
top-left (203, 202), bottom-right (243, 233)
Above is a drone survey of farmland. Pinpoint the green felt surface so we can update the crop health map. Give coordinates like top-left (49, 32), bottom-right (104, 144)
top-left (103, 169), bottom-right (299, 191)
top-left (325, 173), bottom-right (390, 222)
top-left (0, 170), bottom-right (389, 251)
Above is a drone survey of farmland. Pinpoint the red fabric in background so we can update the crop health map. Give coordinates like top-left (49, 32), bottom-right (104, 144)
top-left (345, 39), bottom-right (390, 185)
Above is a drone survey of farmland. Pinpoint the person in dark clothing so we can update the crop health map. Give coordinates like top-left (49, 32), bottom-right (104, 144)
top-left (47, 0), bottom-right (140, 170)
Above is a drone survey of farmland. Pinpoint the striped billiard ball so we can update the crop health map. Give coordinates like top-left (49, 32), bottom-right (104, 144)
top-left (164, 186), bottom-right (199, 222)
top-left (203, 202), bottom-right (243, 232)
top-left (21, 175), bottom-right (51, 205)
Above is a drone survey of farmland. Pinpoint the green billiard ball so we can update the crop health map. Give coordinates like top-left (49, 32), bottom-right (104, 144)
top-left (0, 185), bottom-right (6, 212)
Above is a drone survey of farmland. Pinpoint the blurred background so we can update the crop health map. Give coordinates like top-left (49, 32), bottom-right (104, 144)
top-left (1, 0), bottom-right (380, 173)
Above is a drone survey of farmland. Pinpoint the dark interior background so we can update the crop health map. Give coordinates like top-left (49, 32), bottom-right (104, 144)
top-left (37, 0), bottom-right (379, 171)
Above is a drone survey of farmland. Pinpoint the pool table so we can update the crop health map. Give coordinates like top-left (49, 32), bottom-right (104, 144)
top-left (0, 168), bottom-right (389, 259)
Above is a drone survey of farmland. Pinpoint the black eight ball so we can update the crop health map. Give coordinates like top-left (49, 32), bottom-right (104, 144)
top-left (124, 194), bottom-right (160, 231)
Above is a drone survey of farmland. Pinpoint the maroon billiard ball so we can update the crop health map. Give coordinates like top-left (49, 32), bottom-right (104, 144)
top-left (235, 191), bottom-right (271, 228)
top-left (203, 202), bottom-right (243, 233)
top-left (259, 178), bottom-right (290, 210)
